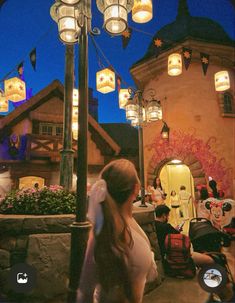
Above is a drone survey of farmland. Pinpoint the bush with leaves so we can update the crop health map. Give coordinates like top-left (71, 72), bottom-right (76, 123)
top-left (0, 185), bottom-right (76, 215)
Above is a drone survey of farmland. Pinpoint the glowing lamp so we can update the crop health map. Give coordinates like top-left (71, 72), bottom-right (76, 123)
top-left (125, 100), bottom-right (138, 120)
top-left (147, 100), bottom-right (161, 121)
top-left (131, 106), bottom-right (145, 126)
top-left (168, 53), bottom-right (182, 76)
top-left (132, 0), bottom-right (153, 23)
top-left (0, 92), bottom-right (8, 112)
top-left (73, 88), bottom-right (79, 106)
top-left (119, 89), bottom-right (130, 109)
top-left (4, 77), bottom-right (26, 102)
top-left (60, 0), bottom-right (80, 4)
top-left (72, 121), bottom-right (78, 140)
top-left (57, 4), bottom-right (80, 44)
top-left (161, 122), bottom-right (170, 139)
top-left (214, 71), bottom-right (230, 92)
top-left (97, 0), bottom-right (134, 35)
top-left (72, 106), bottom-right (79, 121)
top-left (96, 68), bottom-right (115, 94)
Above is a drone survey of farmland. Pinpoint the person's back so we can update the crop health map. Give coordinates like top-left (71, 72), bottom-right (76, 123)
top-left (77, 159), bottom-right (158, 303)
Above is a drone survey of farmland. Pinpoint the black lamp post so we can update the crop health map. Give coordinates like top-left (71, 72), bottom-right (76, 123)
top-left (124, 89), bottom-right (162, 206)
top-left (50, 0), bottom-right (154, 301)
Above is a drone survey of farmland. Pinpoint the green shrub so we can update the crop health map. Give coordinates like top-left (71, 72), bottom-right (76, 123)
top-left (0, 185), bottom-right (76, 215)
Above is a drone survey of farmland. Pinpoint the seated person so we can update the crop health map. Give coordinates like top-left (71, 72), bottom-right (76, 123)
top-left (155, 205), bottom-right (214, 267)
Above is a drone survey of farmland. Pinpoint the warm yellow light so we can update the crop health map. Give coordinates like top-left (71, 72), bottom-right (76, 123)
top-left (96, 68), bottom-right (115, 94)
top-left (214, 71), bottom-right (230, 92)
top-left (132, 0), bottom-right (153, 23)
top-left (171, 159), bottom-right (181, 164)
top-left (60, 0), bottom-right (80, 4)
top-left (73, 88), bottom-right (79, 106)
top-left (4, 77), bottom-right (26, 102)
top-left (168, 53), bottom-right (182, 76)
top-left (126, 103), bottom-right (138, 120)
top-left (119, 89), bottom-right (130, 109)
top-left (97, 0), bottom-right (132, 35)
top-left (58, 5), bottom-right (80, 44)
top-left (0, 92), bottom-right (8, 112)
top-left (72, 121), bottom-right (78, 140)
top-left (72, 106), bottom-right (78, 121)
top-left (147, 100), bottom-right (161, 121)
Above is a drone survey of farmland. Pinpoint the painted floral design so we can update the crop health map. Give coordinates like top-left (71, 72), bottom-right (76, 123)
top-left (147, 130), bottom-right (232, 191)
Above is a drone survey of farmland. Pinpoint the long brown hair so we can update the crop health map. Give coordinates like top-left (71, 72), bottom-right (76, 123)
top-left (94, 159), bottom-right (139, 302)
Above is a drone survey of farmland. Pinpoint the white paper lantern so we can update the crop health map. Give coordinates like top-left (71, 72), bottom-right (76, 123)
top-left (96, 68), bottom-right (115, 94)
top-left (132, 0), bottom-right (152, 23)
top-left (0, 92), bottom-right (8, 112)
top-left (4, 77), bottom-right (26, 102)
top-left (168, 53), bottom-right (182, 76)
top-left (119, 89), bottom-right (130, 109)
top-left (214, 71), bottom-right (230, 92)
top-left (73, 88), bottom-right (79, 106)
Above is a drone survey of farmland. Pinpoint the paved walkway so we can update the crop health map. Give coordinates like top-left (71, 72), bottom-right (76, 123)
top-left (143, 275), bottom-right (209, 303)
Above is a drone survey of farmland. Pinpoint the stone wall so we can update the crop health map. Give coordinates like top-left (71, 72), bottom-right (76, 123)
top-left (0, 211), bottom-right (162, 302)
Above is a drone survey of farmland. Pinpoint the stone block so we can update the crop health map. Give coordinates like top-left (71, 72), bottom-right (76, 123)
top-left (190, 168), bottom-right (205, 178)
top-left (0, 217), bottom-right (23, 235)
top-left (0, 268), bottom-right (10, 294)
top-left (133, 209), bottom-right (155, 225)
top-left (16, 236), bottom-right (29, 251)
top-left (45, 216), bottom-right (74, 233)
top-left (0, 249), bottom-right (10, 269)
top-left (26, 233), bottom-right (70, 300)
top-left (10, 250), bottom-right (27, 266)
top-left (190, 161), bottom-right (202, 171)
top-left (0, 237), bottom-right (16, 251)
top-left (22, 218), bottom-right (48, 234)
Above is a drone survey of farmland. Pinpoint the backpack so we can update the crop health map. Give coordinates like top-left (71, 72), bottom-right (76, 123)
top-left (163, 233), bottom-right (196, 279)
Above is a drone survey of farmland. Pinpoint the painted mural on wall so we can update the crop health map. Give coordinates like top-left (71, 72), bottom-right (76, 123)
top-left (147, 129), bottom-right (232, 193)
top-left (197, 198), bottom-right (235, 230)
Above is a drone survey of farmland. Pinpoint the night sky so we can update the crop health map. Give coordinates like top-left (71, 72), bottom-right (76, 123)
top-left (0, 0), bottom-right (234, 122)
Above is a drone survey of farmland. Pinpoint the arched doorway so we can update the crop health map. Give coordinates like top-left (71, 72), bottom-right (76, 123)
top-left (159, 159), bottom-right (196, 218)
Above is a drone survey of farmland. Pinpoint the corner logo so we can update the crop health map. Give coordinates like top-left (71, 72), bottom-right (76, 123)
top-left (198, 264), bottom-right (227, 293)
top-left (9, 263), bottom-right (37, 293)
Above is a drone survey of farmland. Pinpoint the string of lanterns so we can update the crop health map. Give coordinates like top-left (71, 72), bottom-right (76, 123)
top-left (167, 53), bottom-right (230, 91)
top-left (1, 0), bottom-right (230, 119)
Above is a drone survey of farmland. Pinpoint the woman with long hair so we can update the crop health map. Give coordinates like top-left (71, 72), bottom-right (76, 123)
top-left (149, 176), bottom-right (166, 207)
top-left (77, 159), bottom-right (157, 303)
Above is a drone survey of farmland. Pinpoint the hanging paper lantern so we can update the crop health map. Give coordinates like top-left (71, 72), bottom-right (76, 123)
top-left (214, 71), bottom-right (230, 92)
top-left (96, 68), bottom-right (115, 94)
top-left (72, 121), bottom-right (78, 140)
top-left (132, 0), bottom-right (153, 23)
top-left (73, 88), bottom-right (79, 106)
top-left (119, 89), bottom-right (130, 109)
top-left (168, 53), bottom-right (182, 76)
top-left (4, 77), bottom-right (26, 102)
top-left (72, 106), bottom-right (78, 121)
top-left (97, 0), bottom-right (133, 35)
top-left (0, 92), bottom-right (8, 112)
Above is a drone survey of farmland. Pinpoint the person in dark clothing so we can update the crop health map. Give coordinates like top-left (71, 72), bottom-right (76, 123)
top-left (154, 205), bottom-right (180, 258)
top-left (155, 205), bottom-right (214, 266)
